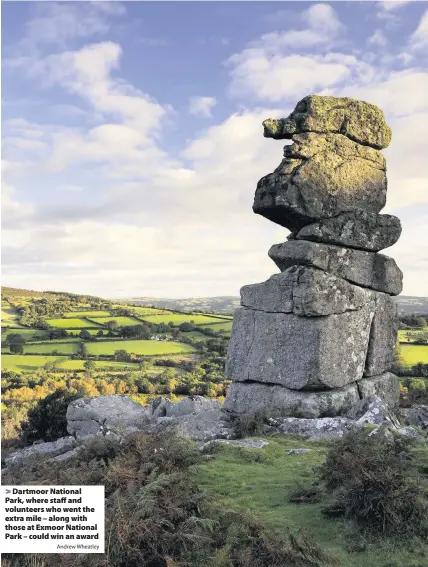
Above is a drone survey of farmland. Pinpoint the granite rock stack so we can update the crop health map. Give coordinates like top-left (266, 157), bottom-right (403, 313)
top-left (224, 95), bottom-right (402, 419)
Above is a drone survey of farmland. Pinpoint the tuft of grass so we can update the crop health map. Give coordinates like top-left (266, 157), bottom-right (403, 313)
top-left (319, 428), bottom-right (428, 539)
top-left (229, 410), bottom-right (271, 439)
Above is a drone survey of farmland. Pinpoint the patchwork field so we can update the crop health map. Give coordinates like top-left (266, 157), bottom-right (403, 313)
top-left (86, 339), bottom-right (196, 356)
top-left (21, 342), bottom-right (80, 355)
top-left (2, 328), bottom-right (48, 341)
top-left (400, 344), bottom-right (428, 366)
top-left (87, 316), bottom-right (142, 326)
top-left (140, 313), bottom-right (227, 325)
top-left (62, 310), bottom-right (111, 318)
top-left (200, 321), bottom-right (234, 332)
top-left (46, 318), bottom-right (103, 328)
top-left (1, 354), bottom-right (139, 372)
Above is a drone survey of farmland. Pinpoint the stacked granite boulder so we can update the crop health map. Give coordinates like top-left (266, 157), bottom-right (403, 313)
top-left (224, 95), bottom-right (402, 419)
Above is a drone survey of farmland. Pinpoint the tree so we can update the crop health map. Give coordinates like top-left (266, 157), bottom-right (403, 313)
top-left (106, 320), bottom-right (118, 331)
top-left (179, 322), bottom-right (195, 332)
top-left (114, 349), bottom-right (129, 362)
top-left (79, 329), bottom-right (91, 340)
top-left (20, 389), bottom-right (81, 443)
top-left (97, 330), bottom-right (104, 337)
top-left (9, 343), bottom-right (24, 354)
top-left (84, 359), bottom-right (96, 373)
top-left (6, 333), bottom-right (26, 346)
top-left (138, 360), bottom-right (151, 372)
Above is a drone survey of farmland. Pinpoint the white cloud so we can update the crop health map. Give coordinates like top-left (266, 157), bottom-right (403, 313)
top-left (18, 2), bottom-right (126, 51)
top-left (7, 42), bottom-right (174, 174)
top-left (189, 96), bottom-right (217, 118)
top-left (367, 29), bottom-right (388, 47)
top-left (32, 42), bottom-right (169, 135)
top-left (379, 1), bottom-right (410, 11)
top-left (410, 9), bottom-right (428, 50)
top-left (303, 3), bottom-right (344, 35)
top-left (227, 52), bottom-right (368, 102)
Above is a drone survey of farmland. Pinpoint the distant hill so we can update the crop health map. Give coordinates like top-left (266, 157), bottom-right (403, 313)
top-left (118, 295), bottom-right (428, 315)
top-left (115, 296), bottom-right (241, 315)
top-left (394, 295), bottom-right (428, 315)
top-left (3, 287), bottom-right (427, 316)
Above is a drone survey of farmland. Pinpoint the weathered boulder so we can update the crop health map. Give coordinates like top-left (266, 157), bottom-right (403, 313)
top-left (357, 373), bottom-right (400, 408)
top-left (346, 395), bottom-right (400, 428)
top-left (5, 436), bottom-right (76, 467)
top-left (148, 397), bottom-right (173, 419)
top-left (149, 395), bottom-right (222, 419)
top-left (223, 381), bottom-right (361, 418)
top-left (262, 94), bottom-right (392, 149)
top-left (165, 395), bottom-right (222, 418)
top-left (66, 395), bottom-right (150, 439)
top-left (241, 266), bottom-right (373, 316)
top-left (364, 294), bottom-right (398, 376)
top-left (291, 212), bottom-right (401, 252)
top-left (270, 396), bottom-right (400, 441)
top-left (225, 306), bottom-right (374, 390)
top-left (273, 416), bottom-right (356, 440)
top-left (154, 409), bottom-right (232, 442)
top-left (254, 132), bottom-right (387, 231)
top-left (405, 405), bottom-right (428, 430)
top-left (269, 240), bottom-right (403, 295)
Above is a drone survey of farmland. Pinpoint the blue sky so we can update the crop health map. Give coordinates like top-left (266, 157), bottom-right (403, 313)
top-left (2, 1), bottom-right (428, 298)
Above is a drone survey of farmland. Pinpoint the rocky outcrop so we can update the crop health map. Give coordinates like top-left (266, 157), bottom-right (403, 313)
top-left (364, 295), bottom-right (399, 376)
top-left (226, 306), bottom-right (374, 390)
top-left (271, 396), bottom-right (421, 441)
top-left (291, 212), bottom-right (401, 252)
top-left (269, 241), bottom-right (402, 295)
top-left (66, 395), bottom-right (150, 439)
top-left (240, 266), bottom-right (373, 316)
top-left (66, 394), bottom-right (232, 443)
top-left (261, 94), bottom-right (392, 149)
top-left (404, 405), bottom-right (428, 430)
top-left (356, 373), bottom-right (400, 408)
top-left (254, 132), bottom-right (387, 231)
top-left (223, 381), bottom-right (361, 418)
top-left (224, 94), bottom-right (402, 419)
top-left (3, 395), bottom-right (424, 473)
top-left (4, 436), bottom-right (77, 467)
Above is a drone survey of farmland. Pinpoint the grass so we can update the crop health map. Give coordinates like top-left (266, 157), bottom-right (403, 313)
top-left (1, 305), bottom-right (20, 324)
top-left (2, 329), bottom-right (49, 341)
top-left (180, 331), bottom-right (211, 340)
top-left (46, 317), bottom-right (102, 328)
top-left (1, 354), bottom-right (138, 372)
top-left (139, 313), bottom-right (228, 325)
top-left (62, 310), bottom-right (111, 318)
top-left (22, 342), bottom-right (80, 355)
top-left (194, 436), bottom-right (428, 567)
top-left (200, 321), bottom-right (234, 332)
top-left (87, 316), bottom-right (142, 326)
top-left (86, 339), bottom-right (197, 356)
top-left (400, 344), bottom-right (428, 366)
